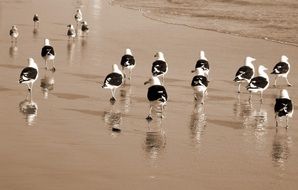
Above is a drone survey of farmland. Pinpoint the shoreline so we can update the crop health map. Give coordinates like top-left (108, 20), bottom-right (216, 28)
top-left (112, 1), bottom-right (298, 48)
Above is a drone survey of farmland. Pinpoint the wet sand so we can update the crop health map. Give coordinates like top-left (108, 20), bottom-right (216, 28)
top-left (0, 0), bottom-right (298, 189)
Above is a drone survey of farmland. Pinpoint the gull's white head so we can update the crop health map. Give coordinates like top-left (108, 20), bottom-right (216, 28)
top-left (12, 25), bottom-right (17, 30)
top-left (245, 56), bottom-right (256, 68)
top-left (44, 38), bottom-right (50, 46)
top-left (154, 52), bottom-right (165, 61)
top-left (28, 58), bottom-right (38, 70)
top-left (200, 50), bottom-right (207, 60)
top-left (112, 64), bottom-right (122, 75)
top-left (195, 67), bottom-right (205, 76)
top-left (125, 48), bottom-right (132, 56)
top-left (281, 55), bottom-right (289, 63)
top-left (144, 76), bottom-right (161, 86)
top-left (280, 89), bottom-right (290, 99)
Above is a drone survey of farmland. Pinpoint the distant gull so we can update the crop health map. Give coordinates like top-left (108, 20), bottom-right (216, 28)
top-left (120, 48), bottom-right (136, 80)
top-left (74, 9), bottom-right (83, 26)
top-left (41, 38), bottom-right (56, 71)
top-left (19, 58), bottom-right (39, 95)
top-left (274, 89), bottom-right (293, 128)
top-left (191, 67), bottom-right (209, 104)
top-left (67, 24), bottom-right (76, 40)
top-left (271, 55), bottom-right (292, 87)
top-left (247, 65), bottom-right (269, 102)
top-left (81, 21), bottom-right (89, 34)
top-left (234, 56), bottom-right (256, 93)
top-left (33, 14), bottom-right (39, 28)
top-left (151, 52), bottom-right (168, 84)
top-left (102, 64), bottom-right (124, 103)
top-left (144, 76), bottom-right (168, 121)
top-left (9, 25), bottom-right (19, 44)
top-left (191, 50), bottom-right (209, 76)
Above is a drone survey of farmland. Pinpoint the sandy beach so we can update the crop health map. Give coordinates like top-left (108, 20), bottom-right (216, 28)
top-left (0, 0), bottom-right (298, 189)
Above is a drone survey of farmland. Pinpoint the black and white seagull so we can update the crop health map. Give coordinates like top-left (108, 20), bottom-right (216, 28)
top-left (81, 21), bottom-right (89, 34)
top-left (247, 65), bottom-right (269, 102)
top-left (67, 24), bottom-right (76, 40)
top-left (271, 55), bottom-right (292, 87)
top-left (102, 64), bottom-right (124, 103)
top-left (120, 48), bottom-right (136, 80)
top-left (191, 50), bottom-right (209, 76)
top-left (33, 14), bottom-right (39, 28)
top-left (151, 51), bottom-right (168, 84)
top-left (41, 38), bottom-right (55, 71)
top-left (19, 58), bottom-right (39, 95)
top-left (9, 25), bottom-right (19, 44)
top-left (191, 68), bottom-right (209, 104)
top-left (234, 56), bottom-right (256, 93)
top-left (74, 9), bottom-right (83, 26)
top-left (274, 89), bottom-right (294, 128)
top-left (144, 76), bottom-right (168, 121)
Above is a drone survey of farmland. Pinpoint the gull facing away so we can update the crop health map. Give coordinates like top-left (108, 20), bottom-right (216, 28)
top-left (144, 76), bottom-right (168, 121)
top-left (274, 89), bottom-right (293, 128)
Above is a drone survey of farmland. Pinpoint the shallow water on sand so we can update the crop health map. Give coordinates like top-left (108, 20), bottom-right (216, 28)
top-left (0, 0), bottom-right (298, 189)
top-left (113, 0), bottom-right (298, 46)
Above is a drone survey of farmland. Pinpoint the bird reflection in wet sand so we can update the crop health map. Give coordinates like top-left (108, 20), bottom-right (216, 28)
top-left (67, 40), bottom-right (75, 64)
top-left (143, 118), bottom-right (166, 162)
top-left (235, 95), bottom-right (268, 145)
top-left (9, 43), bottom-right (18, 58)
top-left (103, 104), bottom-right (122, 135)
top-left (189, 101), bottom-right (207, 146)
top-left (19, 93), bottom-right (38, 126)
top-left (119, 85), bottom-right (132, 114)
top-left (40, 70), bottom-right (55, 99)
top-left (271, 128), bottom-right (292, 168)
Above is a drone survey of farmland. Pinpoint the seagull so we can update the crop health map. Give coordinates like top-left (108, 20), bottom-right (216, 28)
top-left (151, 52), bottom-right (168, 84)
top-left (247, 65), bottom-right (269, 102)
top-left (191, 50), bottom-right (209, 76)
top-left (234, 56), bottom-right (256, 93)
top-left (41, 38), bottom-right (55, 71)
top-left (81, 21), bottom-right (89, 34)
top-left (102, 64), bottom-right (124, 103)
top-left (19, 58), bottom-right (39, 95)
top-left (67, 24), bottom-right (76, 40)
top-left (9, 25), bottom-right (19, 44)
top-left (271, 55), bottom-right (292, 87)
top-left (274, 89), bottom-right (294, 128)
top-left (74, 9), bottom-right (83, 26)
top-left (144, 76), bottom-right (168, 121)
top-left (33, 14), bottom-right (39, 28)
top-left (120, 48), bottom-right (136, 80)
top-left (191, 67), bottom-right (209, 104)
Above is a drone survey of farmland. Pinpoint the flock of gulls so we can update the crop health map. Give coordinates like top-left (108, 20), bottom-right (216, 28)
top-left (10, 9), bottom-right (293, 128)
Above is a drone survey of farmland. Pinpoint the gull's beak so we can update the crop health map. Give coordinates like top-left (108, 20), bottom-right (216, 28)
top-left (144, 79), bottom-right (150, 85)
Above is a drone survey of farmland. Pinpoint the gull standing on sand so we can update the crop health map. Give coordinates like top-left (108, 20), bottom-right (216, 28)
top-left (33, 14), bottom-right (39, 28)
top-left (144, 76), bottom-right (168, 121)
top-left (9, 25), bottom-right (19, 44)
top-left (234, 56), bottom-right (256, 93)
top-left (102, 64), bottom-right (124, 103)
top-left (41, 38), bottom-right (56, 71)
top-left (67, 24), bottom-right (76, 40)
top-left (247, 65), bottom-right (269, 102)
top-left (120, 48), bottom-right (136, 80)
top-left (191, 51), bottom-right (209, 76)
top-left (271, 55), bottom-right (292, 87)
top-left (274, 89), bottom-right (293, 128)
top-left (19, 58), bottom-right (39, 95)
top-left (81, 21), bottom-right (89, 35)
top-left (191, 67), bottom-right (209, 104)
top-left (74, 9), bottom-right (83, 26)
top-left (151, 52), bottom-right (168, 84)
